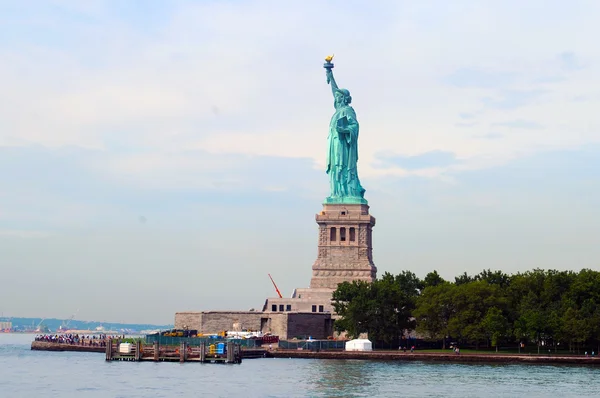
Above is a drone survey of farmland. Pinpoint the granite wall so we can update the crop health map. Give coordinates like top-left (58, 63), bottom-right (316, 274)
top-left (174, 311), bottom-right (333, 340)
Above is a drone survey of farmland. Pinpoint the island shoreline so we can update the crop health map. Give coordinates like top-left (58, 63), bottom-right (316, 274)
top-left (269, 349), bottom-right (600, 365)
top-left (31, 341), bottom-right (600, 366)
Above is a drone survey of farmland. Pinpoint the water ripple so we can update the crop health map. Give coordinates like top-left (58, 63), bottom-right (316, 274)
top-left (2, 334), bottom-right (600, 397)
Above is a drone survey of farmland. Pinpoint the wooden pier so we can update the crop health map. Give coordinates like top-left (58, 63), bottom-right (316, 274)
top-left (105, 340), bottom-right (243, 364)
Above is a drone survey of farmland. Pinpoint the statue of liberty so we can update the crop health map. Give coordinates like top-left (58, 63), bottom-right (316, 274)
top-left (323, 56), bottom-right (367, 204)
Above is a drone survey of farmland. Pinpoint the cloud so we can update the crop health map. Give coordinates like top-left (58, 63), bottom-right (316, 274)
top-left (492, 120), bottom-right (543, 129)
top-left (443, 68), bottom-right (515, 89)
top-left (558, 51), bottom-right (583, 71)
top-left (481, 89), bottom-right (547, 110)
top-left (473, 132), bottom-right (503, 140)
top-left (375, 150), bottom-right (458, 170)
top-left (534, 76), bottom-right (567, 84)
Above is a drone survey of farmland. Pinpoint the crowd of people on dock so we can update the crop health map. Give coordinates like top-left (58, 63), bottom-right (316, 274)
top-left (35, 334), bottom-right (111, 347)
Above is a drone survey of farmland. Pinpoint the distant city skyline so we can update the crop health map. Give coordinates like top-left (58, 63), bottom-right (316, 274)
top-left (0, 316), bottom-right (171, 330)
top-left (1, 1), bottom-right (599, 324)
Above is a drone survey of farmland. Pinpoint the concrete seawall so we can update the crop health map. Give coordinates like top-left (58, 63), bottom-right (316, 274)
top-left (269, 350), bottom-right (600, 365)
top-left (31, 341), bottom-right (105, 353)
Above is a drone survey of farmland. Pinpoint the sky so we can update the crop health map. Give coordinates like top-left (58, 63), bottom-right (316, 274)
top-left (1, 0), bottom-right (599, 324)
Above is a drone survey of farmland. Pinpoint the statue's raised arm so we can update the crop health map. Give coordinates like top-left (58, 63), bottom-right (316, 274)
top-left (324, 54), bottom-right (339, 98)
top-left (326, 69), bottom-right (339, 96)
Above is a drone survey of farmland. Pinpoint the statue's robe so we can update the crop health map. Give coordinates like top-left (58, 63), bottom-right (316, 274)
top-left (327, 104), bottom-right (365, 199)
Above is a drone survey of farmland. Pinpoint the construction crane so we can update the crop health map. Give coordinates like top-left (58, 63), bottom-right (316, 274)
top-left (59, 309), bottom-right (80, 331)
top-left (268, 273), bottom-right (283, 298)
top-left (35, 318), bottom-right (47, 333)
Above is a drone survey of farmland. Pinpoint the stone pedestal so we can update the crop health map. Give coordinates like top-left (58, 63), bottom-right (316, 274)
top-left (310, 203), bottom-right (377, 289)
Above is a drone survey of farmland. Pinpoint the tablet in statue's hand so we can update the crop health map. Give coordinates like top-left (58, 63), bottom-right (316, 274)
top-left (337, 116), bottom-right (348, 131)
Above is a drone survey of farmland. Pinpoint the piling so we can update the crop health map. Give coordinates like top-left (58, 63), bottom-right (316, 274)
top-left (153, 341), bottom-right (159, 361)
top-left (226, 342), bottom-right (234, 363)
top-left (105, 340), bottom-right (112, 361)
top-left (180, 342), bottom-right (186, 363)
top-left (200, 342), bottom-right (206, 362)
top-left (135, 340), bottom-right (142, 361)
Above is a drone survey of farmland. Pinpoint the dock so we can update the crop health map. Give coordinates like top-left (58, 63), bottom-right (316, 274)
top-left (31, 341), bottom-right (105, 353)
top-left (105, 340), bottom-right (244, 364)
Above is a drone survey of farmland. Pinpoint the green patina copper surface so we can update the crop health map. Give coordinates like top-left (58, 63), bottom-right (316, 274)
top-left (323, 58), bottom-right (367, 204)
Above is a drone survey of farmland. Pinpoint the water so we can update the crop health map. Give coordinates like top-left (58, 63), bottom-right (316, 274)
top-left (2, 333), bottom-right (600, 397)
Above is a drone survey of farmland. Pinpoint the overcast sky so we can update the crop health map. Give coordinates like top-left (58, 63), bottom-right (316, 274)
top-left (1, 0), bottom-right (599, 324)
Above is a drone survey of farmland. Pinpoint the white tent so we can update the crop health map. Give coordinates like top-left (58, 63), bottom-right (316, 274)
top-left (345, 339), bottom-right (373, 351)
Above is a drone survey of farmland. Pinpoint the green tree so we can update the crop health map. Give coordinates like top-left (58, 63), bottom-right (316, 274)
top-left (331, 280), bottom-right (374, 339)
top-left (516, 291), bottom-right (547, 354)
top-left (332, 271), bottom-right (422, 347)
top-left (561, 269), bottom-right (600, 352)
top-left (509, 270), bottom-right (554, 353)
top-left (448, 281), bottom-right (506, 349)
top-left (477, 269), bottom-right (511, 289)
top-left (454, 272), bottom-right (475, 285)
top-left (560, 306), bottom-right (589, 353)
top-left (337, 267), bottom-right (600, 353)
top-left (482, 307), bottom-right (509, 352)
top-left (423, 270), bottom-right (446, 288)
top-left (370, 273), bottom-right (404, 345)
top-left (394, 271), bottom-right (423, 336)
top-left (414, 283), bottom-right (455, 348)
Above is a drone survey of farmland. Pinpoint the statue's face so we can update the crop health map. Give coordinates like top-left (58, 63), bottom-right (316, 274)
top-left (335, 91), bottom-right (346, 105)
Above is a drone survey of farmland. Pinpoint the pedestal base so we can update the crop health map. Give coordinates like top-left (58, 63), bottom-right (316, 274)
top-left (310, 203), bottom-right (377, 289)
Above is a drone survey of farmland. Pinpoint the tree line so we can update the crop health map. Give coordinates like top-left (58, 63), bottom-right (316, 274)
top-left (332, 268), bottom-right (600, 352)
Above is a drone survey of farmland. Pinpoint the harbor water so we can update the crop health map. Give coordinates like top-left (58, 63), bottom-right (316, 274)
top-left (2, 333), bottom-right (600, 397)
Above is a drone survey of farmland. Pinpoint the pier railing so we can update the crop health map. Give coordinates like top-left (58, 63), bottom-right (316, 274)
top-left (279, 340), bottom-right (346, 351)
